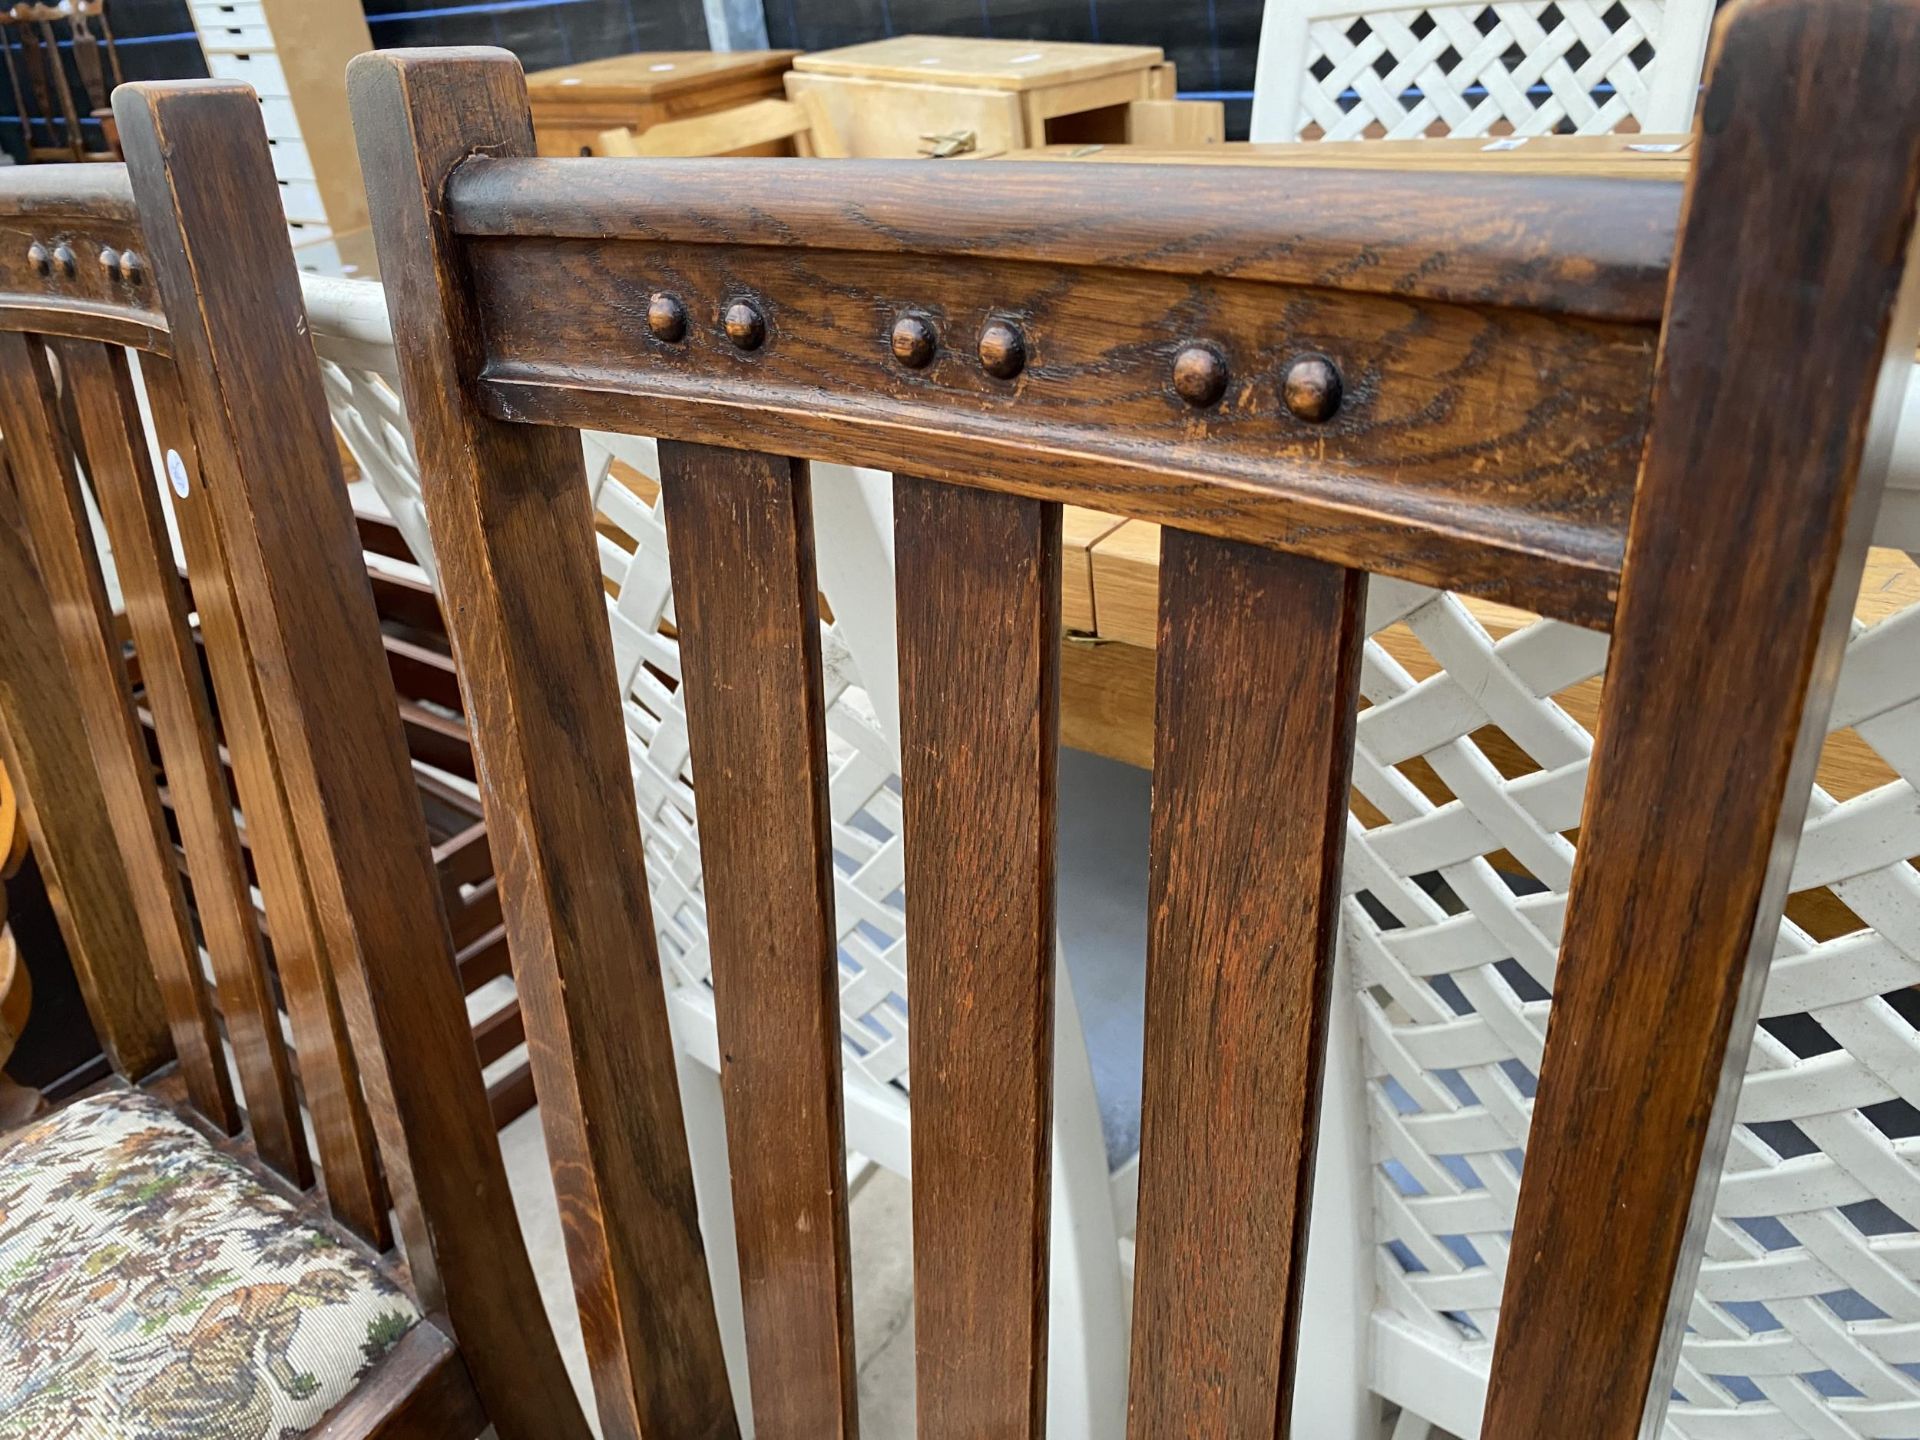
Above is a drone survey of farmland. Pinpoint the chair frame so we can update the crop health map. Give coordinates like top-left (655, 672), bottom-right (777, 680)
top-left (0, 80), bottom-right (647, 1439)
top-left (348, 3), bottom-right (1920, 1436)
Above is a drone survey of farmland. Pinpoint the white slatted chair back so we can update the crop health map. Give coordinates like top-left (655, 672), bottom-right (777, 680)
top-left (296, 273), bottom-right (1130, 1440)
top-left (1249, 0), bottom-right (1715, 141)
top-left (1318, 552), bottom-right (1920, 1440)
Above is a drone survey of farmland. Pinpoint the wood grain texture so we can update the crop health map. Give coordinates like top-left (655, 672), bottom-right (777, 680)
top-left (1483, 3), bottom-right (1920, 1436)
top-left (62, 339), bottom-right (309, 1185)
top-left (448, 155), bottom-right (1680, 321)
top-left (345, 51), bottom-right (734, 1440)
top-left (896, 476), bottom-right (1059, 1440)
top-left (0, 445), bottom-right (170, 1079)
top-left (0, 165), bottom-right (164, 349)
top-left (0, 327), bottom-right (235, 1128)
top-left (306, 1322), bottom-right (487, 1440)
top-left (116, 78), bottom-right (581, 1440)
top-left (468, 231), bottom-right (1650, 627)
top-left (1127, 531), bottom-right (1364, 1438)
top-left (139, 354), bottom-right (391, 1247)
top-left (660, 440), bottom-right (858, 1440)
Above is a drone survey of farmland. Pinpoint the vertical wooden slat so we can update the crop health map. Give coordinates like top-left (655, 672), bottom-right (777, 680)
top-left (343, 52), bottom-right (735, 1440)
top-left (895, 474), bottom-right (1059, 1440)
top-left (0, 448), bottom-right (171, 1079)
top-left (659, 439), bottom-right (857, 1440)
top-left (61, 339), bottom-right (310, 1185)
top-left (1125, 530), bottom-right (1365, 1439)
top-left (0, 328), bottom-right (235, 1128)
top-left (141, 353), bottom-right (390, 1246)
top-left (117, 79), bottom-right (588, 1440)
top-left (1483, 4), bottom-right (1920, 1437)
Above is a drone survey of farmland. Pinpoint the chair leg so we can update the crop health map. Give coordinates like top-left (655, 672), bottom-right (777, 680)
top-left (1048, 943), bottom-right (1130, 1440)
top-left (1292, 927), bottom-right (1381, 1440)
top-left (675, 1045), bottom-right (756, 1437)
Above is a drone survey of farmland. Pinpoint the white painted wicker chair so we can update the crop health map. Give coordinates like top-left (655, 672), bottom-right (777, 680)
top-left (300, 274), bottom-right (1130, 1440)
top-left (1250, 0), bottom-right (1716, 141)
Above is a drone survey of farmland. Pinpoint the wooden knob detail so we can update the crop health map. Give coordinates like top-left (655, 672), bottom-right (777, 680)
top-left (119, 251), bottom-right (143, 285)
top-left (724, 299), bottom-right (766, 351)
top-left (98, 247), bottom-right (121, 281)
top-left (26, 242), bottom-right (49, 276)
top-left (891, 313), bottom-right (937, 369)
top-left (978, 318), bottom-right (1026, 380)
top-left (52, 244), bottom-right (76, 279)
top-left (647, 292), bottom-right (687, 343)
top-left (1282, 354), bottom-right (1342, 423)
top-left (1172, 345), bottom-right (1229, 408)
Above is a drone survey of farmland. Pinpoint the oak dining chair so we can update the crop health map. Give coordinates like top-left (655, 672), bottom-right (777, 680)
top-left (299, 263), bottom-right (1133, 1439)
top-left (0, 79), bottom-right (669, 1439)
top-left (349, 2), bottom-right (1920, 1437)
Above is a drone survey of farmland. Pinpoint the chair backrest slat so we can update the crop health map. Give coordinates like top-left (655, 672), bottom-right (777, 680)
top-left (658, 437), bottom-right (859, 1439)
top-left (137, 349), bottom-right (391, 1247)
top-left (1129, 531), bottom-right (1365, 1436)
top-left (1483, 5), bottom-right (1920, 1434)
top-left (895, 476), bottom-right (1061, 1440)
top-left (0, 437), bottom-right (170, 1078)
top-left (0, 326), bottom-right (235, 1127)
top-left (58, 335), bottom-right (312, 1186)
top-left (342, 52), bottom-right (736, 1440)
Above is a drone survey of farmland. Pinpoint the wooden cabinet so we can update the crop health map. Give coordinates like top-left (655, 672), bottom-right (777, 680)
top-left (185, 0), bottom-right (372, 255)
top-left (784, 35), bottom-right (1218, 158)
top-left (525, 50), bottom-right (799, 157)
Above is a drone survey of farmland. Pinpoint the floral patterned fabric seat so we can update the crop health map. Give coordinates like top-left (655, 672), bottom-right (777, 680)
top-left (0, 1088), bottom-right (418, 1439)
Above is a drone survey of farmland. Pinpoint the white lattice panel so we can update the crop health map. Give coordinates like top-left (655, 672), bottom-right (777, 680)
top-left (1285, 0), bottom-right (1709, 140)
top-left (567, 437), bottom-right (914, 1097)
top-left (1349, 556), bottom-right (1920, 1439)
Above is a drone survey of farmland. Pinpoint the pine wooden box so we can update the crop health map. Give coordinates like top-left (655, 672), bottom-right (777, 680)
top-left (783, 35), bottom-right (1217, 157)
top-left (526, 50), bottom-right (799, 157)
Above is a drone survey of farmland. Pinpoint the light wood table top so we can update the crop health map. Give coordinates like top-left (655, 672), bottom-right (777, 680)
top-left (791, 35), bottom-right (1163, 91)
top-left (997, 132), bottom-right (1695, 176)
top-left (525, 50), bottom-right (798, 105)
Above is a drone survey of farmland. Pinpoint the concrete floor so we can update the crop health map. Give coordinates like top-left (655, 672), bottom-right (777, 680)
top-left (500, 1107), bottom-right (920, 1439)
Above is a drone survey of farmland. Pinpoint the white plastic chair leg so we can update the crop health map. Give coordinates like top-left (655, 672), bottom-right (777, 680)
top-left (1049, 943), bottom-right (1130, 1440)
top-left (1292, 927), bottom-right (1380, 1440)
top-left (675, 1045), bottom-right (755, 1436)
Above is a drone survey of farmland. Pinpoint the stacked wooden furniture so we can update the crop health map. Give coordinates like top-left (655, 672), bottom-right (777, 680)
top-left (184, 0), bottom-right (373, 269)
top-left (525, 49), bottom-right (799, 157)
top-left (345, 2), bottom-right (1920, 1435)
top-left (785, 35), bottom-right (1222, 157)
top-left (0, 79), bottom-right (625, 1438)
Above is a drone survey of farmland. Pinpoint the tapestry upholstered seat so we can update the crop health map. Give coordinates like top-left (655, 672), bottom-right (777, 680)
top-left (0, 1088), bottom-right (419, 1440)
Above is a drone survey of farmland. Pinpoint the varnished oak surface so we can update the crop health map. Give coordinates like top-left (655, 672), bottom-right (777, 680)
top-left (341, 11), bottom-right (1920, 1440)
top-left (660, 440), bottom-right (857, 1439)
top-left (897, 478), bottom-right (1059, 1440)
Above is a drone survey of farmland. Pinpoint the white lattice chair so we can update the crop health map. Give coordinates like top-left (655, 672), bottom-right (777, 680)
top-left (299, 274), bottom-right (1130, 1440)
top-left (1289, 538), bottom-right (1920, 1440)
top-left (1250, 0), bottom-right (1716, 141)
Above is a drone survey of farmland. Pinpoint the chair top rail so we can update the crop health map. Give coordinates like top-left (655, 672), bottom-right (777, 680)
top-left (444, 156), bottom-right (1683, 323)
top-left (0, 163), bottom-right (166, 350)
top-left (444, 153), bottom-right (1679, 627)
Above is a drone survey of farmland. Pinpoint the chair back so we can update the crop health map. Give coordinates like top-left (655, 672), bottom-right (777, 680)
top-left (350, 5), bottom-right (1920, 1437)
top-left (1250, 0), bottom-right (1715, 141)
top-left (0, 80), bottom-right (597, 1440)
